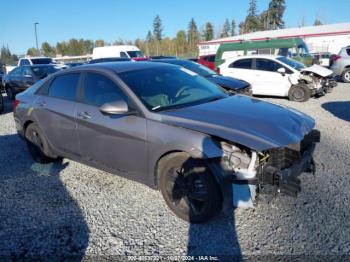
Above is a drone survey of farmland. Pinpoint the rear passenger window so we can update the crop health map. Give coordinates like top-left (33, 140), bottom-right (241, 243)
top-left (48, 73), bottom-right (80, 101)
top-left (83, 73), bottom-right (127, 107)
top-left (347, 48), bottom-right (350, 56)
top-left (229, 59), bottom-right (252, 69)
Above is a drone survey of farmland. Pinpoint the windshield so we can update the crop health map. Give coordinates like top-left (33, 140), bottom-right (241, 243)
top-left (127, 51), bottom-right (144, 58)
top-left (31, 66), bottom-right (61, 78)
top-left (277, 56), bottom-right (305, 70)
top-left (165, 60), bottom-right (217, 77)
top-left (31, 58), bottom-right (54, 64)
top-left (118, 66), bottom-right (227, 111)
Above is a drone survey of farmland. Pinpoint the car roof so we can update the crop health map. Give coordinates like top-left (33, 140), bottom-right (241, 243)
top-left (225, 54), bottom-right (282, 61)
top-left (66, 61), bottom-right (177, 74)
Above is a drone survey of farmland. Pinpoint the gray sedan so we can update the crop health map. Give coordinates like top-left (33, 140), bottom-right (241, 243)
top-left (13, 62), bottom-right (319, 223)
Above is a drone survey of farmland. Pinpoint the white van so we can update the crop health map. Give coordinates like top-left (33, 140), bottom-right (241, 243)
top-left (92, 45), bottom-right (146, 60)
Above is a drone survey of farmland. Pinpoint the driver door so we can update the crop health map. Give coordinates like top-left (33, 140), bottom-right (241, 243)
top-left (76, 71), bottom-right (148, 179)
top-left (252, 58), bottom-right (291, 97)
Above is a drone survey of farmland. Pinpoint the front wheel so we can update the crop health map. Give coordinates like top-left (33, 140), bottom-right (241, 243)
top-left (288, 84), bottom-right (311, 102)
top-left (159, 153), bottom-right (221, 223)
top-left (25, 123), bottom-right (56, 163)
top-left (342, 69), bottom-right (350, 83)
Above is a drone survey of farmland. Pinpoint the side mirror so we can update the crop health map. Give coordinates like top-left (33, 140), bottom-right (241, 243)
top-left (277, 67), bottom-right (286, 75)
top-left (100, 99), bottom-right (130, 115)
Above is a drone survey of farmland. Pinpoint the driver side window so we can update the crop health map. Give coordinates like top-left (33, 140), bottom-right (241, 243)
top-left (83, 73), bottom-right (128, 107)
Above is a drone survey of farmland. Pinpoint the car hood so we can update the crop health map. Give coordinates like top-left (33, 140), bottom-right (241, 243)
top-left (301, 64), bottom-right (333, 77)
top-left (157, 95), bottom-right (315, 151)
top-left (207, 75), bottom-right (250, 90)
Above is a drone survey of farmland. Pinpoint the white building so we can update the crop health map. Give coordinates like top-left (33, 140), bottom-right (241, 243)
top-left (198, 22), bottom-right (350, 56)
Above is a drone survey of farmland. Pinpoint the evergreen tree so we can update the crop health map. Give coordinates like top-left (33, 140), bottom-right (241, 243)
top-left (203, 22), bottom-right (214, 41)
top-left (187, 18), bottom-right (199, 48)
top-left (175, 30), bottom-right (187, 56)
top-left (220, 19), bottom-right (231, 38)
top-left (153, 15), bottom-right (163, 41)
top-left (266, 0), bottom-right (286, 30)
top-left (231, 19), bottom-right (236, 36)
top-left (244, 0), bottom-right (261, 33)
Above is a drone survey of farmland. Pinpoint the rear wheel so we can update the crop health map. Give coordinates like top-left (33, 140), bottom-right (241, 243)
top-left (288, 84), bottom-right (311, 102)
top-left (25, 123), bottom-right (56, 163)
top-left (159, 153), bottom-right (221, 223)
top-left (342, 69), bottom-right (350, 83)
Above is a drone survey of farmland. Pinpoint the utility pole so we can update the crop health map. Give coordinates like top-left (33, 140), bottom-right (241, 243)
top-left (34, 22), bottom-right (39, 54)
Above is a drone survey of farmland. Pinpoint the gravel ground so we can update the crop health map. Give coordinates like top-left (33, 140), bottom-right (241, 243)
top-left (0, 83), bottom-right (349, 260)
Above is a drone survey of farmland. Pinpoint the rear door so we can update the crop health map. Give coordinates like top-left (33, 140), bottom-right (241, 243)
top-left (34, 73), bottom-right (81, 156)
top-left (221, 58), bottom-right (255, 86)
top-left (252, 58), bottom-right (291, 96)
top-left (76, 71), bottom-right (147, 179)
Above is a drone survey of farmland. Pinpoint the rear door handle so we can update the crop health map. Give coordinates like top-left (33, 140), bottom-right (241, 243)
top-left (78, 112), bottom-right (91, 120)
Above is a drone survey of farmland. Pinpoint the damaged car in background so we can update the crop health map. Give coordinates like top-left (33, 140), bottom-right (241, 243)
top-left (219, 55), bottom-right (336, 102)
top-left (13, 62), bottom-right (320, 223)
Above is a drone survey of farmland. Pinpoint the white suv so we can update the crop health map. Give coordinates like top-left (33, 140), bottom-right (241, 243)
top-left (219, 55), bottom-right (334, 102)
top-left (18, 57), bottom-right (55, 66)
top-left (330, 46), bottom-right (350, 83)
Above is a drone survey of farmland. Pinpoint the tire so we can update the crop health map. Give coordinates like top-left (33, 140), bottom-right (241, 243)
top-left (25, 123), bottom-right (56, 163)
top-left (159, 153), bottom-right (221, 223)
top-left (288, 84), bottom-right (311, 102)
top-left (0, 93), bottom-right (4, 113)
top-left (342, 69), bottom-right (350, 83)
top-left (6, 86), bottom-right (15, 100)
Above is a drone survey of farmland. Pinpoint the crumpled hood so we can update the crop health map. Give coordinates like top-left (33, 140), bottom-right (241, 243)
top-left (301, 64), bottom-right (333, 77)
top-left (207, 75), bottom-right (250, 90)
top-left (157, 95), bottom-right (315, 151)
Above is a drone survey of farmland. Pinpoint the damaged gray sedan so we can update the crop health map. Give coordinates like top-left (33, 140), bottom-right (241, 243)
top-left (13, 62), bottom-right (320, 223)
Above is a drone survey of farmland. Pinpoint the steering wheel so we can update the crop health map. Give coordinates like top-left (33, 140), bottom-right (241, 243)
top-left (174, 85), bottom-right (195, 99)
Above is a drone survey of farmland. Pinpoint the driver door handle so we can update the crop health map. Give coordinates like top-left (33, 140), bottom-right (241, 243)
top-left (78, 112), bottom-right (91, 120)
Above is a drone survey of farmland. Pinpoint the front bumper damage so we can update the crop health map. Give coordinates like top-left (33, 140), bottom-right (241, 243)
top-left (209, 130), bottom-right (320, 213)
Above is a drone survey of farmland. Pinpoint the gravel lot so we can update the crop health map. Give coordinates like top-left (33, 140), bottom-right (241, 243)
top-left (0, 83), bottom-right (349, 259)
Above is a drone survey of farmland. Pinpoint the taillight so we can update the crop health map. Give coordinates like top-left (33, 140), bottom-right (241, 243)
top-left (216, 67), bottom-right (220, 75)
top-left (12, 99), bottom-right (20, 111)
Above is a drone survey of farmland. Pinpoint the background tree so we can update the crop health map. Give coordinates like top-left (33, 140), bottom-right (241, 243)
top-left (314, 19), bottom-right (323, 26)
top-left (1, 46), bottom-right (17, 65)
top-left (26, 47), bottom-right (40, 57)
top-left (83, 40), bottom-right (94, 54)
top-left (187, 18), bottom-right (199, 57)
top-left (243, 0), bottom-right (261, 33)
top-left (41, 42), bottom-right (56, 57)
top-left (153, 15), bottom-right (163, 55)
top-left (175, 30), bottom-right (187, 57)
top-left (231, 19), bottom-right (236, 36)
top-left (153, 15), bottom-right (163, 41)
top-left (203, 22), bottom-right (214, 41)
top-left (265, 0), bottom-right (286, 30)
top-left (220, 19), bottom-right (231, 38)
